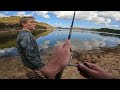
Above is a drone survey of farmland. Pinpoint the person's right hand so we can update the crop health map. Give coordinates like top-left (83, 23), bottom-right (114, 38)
top-left (77, 62), bottom-right (115, 79)
top-left (39, 39), bottom-right (71, 79)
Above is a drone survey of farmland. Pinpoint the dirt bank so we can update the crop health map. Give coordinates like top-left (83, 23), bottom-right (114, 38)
top-left (0, 45), bottom-right (120, 79)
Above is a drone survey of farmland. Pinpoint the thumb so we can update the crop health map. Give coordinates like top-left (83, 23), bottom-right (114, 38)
top-left (63, 39), bottom-right (71, 49)
top-left (78, 63), bottom-right (96, 75)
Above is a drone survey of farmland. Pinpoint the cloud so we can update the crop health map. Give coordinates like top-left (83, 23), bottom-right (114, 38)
top-left (0, 11), bottom-right (119, 29)
top-left (50, 11), bottom-right (120, 29)
top-left (16, 11), bottom-right (33, 17)
top-left (34, 11), bottom-right (50, 18)
top-left (51, 11), bottom-right (98, 20)
top-left (54, 22), bottom-right (62, 27)
top-left (99, 11), bottom-right (120, 21)
top-left (51, 11), bottom-right (112, 25)
top-left (91, 17), bottom-right (111, 24)
top-left (105, 24), bottom-right (119, 28)
top-left (51, 11), bottom-right (75, 19)
top-left (0, 13), bottom-right (9, 18)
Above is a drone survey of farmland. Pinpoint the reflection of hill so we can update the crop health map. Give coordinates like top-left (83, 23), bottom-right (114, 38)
top-left (98, 33), bottom-right (120, 38)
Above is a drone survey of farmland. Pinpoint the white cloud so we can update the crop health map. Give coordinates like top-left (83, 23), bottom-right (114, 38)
top-left (75, 11), bottom-right (99, 21)
top-left (51, 11), bottom-right (112, 25)
top-left (51, 11), bottom-right (98, 20)
top-left (34, 11), bottom-right (50, 18)
top-left (17, 11), bottom-right (26, 16)
top-left (105, 24), bottom-right (119, 29)
top-left (99, 11), bottom-right (120, 21)
top-left (90, 17), bottom-right (111, 24)
top-left (16, 11), bottom-right (33, 17)
top-left (51, 11), bottom-right (75, 19)
top-left (0, 11), bottom-right (120, 29)
top-left (54, 22), bottom-right (62, 27)
top-left (0, 13), bottom-right (9, 18)
top-left (50, 11), bottom-right (120, 29)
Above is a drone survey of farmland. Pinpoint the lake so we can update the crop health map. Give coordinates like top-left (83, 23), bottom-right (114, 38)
top-left (1, 29), bottom-right (120, 57)
top-left (37, 29), bottom-right (120, 51)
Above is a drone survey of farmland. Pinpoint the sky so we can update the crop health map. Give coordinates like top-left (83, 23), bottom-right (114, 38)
top-left (0, 11), bottom-right (120, 30)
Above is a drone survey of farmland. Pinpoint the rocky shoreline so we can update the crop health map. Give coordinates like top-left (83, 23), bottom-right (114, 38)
top-left (0, 45), bottom-right (120, 79)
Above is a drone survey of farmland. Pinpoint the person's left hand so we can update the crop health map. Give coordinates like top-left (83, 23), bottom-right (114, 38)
top-left (77, 62), bottom-right (114, 79)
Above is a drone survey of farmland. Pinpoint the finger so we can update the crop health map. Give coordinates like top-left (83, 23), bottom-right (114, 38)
top-left (78, 63), bottom-right (96, 75)
top-left (63, 39), bottom-right (71, 50)
top-left (77, 63), bottom-right (84, 71)
top-left (77, 63), bottom-right (89, 78)
top-left (67, 39), bottom-right (71, 45)
top-left (79, 71), bottom-right (89, 78)
top-left (85, 62), bottom-right (106, 71)
top-left (83, 62), bottom-right (97, 70)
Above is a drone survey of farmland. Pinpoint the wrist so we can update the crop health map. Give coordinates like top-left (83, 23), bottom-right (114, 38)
top-left (40, 61), bottom-right (62, 79)
top-left (104, 74), bottom-right (115, 79)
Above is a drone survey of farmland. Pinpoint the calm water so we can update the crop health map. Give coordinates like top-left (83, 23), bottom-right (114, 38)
top-left (1, 29), bottom-right (120, 57)
top-left (37, 30), bottom-right (120, 51)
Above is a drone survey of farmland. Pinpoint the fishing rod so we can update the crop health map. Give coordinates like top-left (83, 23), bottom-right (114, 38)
top-left (67, 11), bottom-right (78, 67)
top-left (68, 11), bottom-right (76, 39)
top-left (55, 11), bottom-right (76, 79)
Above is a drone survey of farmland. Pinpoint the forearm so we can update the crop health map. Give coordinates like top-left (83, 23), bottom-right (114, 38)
top-left (14, 58), bottom-right (62, 79)
top-left (40, 61), bottom-right (62, 79)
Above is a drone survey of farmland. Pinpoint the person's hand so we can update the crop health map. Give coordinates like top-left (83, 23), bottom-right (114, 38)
top-left (49, 39), bottom-right (71, 68)
top-left (40, 39), bottom-right (71, 78)
top-left (77, 62), bottom-right (115, 79)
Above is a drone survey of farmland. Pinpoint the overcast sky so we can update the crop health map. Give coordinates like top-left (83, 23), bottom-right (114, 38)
top-left (0, 11), bottom-right (120, 30)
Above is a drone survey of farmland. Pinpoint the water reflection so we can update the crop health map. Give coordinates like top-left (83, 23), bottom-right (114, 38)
top-left (0, 47), bottom-right (19, 57)
top-left (1, 30), bottom-right (120, 57)
top-left (71, 40), bottom-right (106, 51)
top-left (37, 30), bottom-right (120, 51)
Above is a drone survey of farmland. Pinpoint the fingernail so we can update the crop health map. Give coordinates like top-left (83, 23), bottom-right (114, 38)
top-left (79, 63), bottom-right (84, 67)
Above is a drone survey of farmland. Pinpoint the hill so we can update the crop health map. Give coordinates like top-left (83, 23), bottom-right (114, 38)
top-left (91, 28), bottom-right (120, 34)
top-left (0, 16), bottom-right (54, 31)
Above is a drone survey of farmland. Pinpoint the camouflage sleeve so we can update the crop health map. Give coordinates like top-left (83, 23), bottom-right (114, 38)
top-left (19, 34), bottom-right (44, 68)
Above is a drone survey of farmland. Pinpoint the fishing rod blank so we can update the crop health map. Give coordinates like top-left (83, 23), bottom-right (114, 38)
top-left (68, 11), bottom-right (76, 40)
top-left (57, 11), bottom-right (76, 79)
